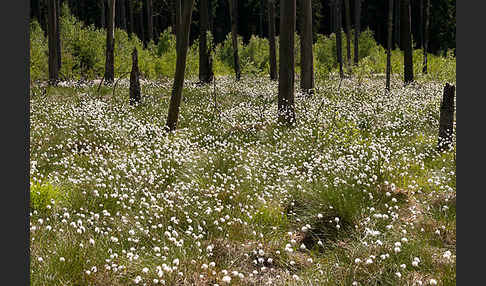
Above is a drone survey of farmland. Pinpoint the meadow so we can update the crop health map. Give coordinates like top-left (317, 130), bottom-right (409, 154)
top-left (30, 8), bottom-right (456, 286)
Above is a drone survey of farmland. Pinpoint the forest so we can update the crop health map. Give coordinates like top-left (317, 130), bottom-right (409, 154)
top-left (29, 0), bottom-right (456, 285)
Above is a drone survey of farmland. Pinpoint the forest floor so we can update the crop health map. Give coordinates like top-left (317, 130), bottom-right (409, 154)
top-left (30, 74), bottom-right (456, 285)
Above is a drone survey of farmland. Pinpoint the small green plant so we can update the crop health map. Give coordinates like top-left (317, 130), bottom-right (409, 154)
top-left (30, 181), bottom-right (63, 213)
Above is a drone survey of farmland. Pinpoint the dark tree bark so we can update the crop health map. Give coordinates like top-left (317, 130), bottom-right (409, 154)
top-left (419, 0), bottom-right (423, 49)
top-left (267, 0), bottom-right (277, 80)
top-left (278, 0), bottom-right (296, 125)
top-left (170, 0), bottom-right (176, 34)
top-left (129, 47), bottom-right (141, 105)
top-left (344, 0), bottom-right (351, 73)
top-left (228, 0), bottom-right (241, 81)
top-left (119, 0), bottom-right (126, 30)
top-left (394, 0), bottom-right (400, 48)
top-left (166, 0), bottom-right (196, 131)
top-left (138, 1), bottom-right (145, 44)
top-left (48, 0), bottom-right (59, 84)
top-left (199, 0), bottom-right (213, 83)
top-left (335, 0), bottom-right (344, 79)
top-left (100, 0), bottom-right (106, 28)
top-left (34, 0), bottom-right (42, 24)
top-left (401, 0), bottom-right (413, 84)
top-left (423, 0), bottom-right (430, 74)
top-left (127, 0), bottom-right (134, 35)
top-left (145, 0), bottom-right (153, 43)
top-left (300, 0), bottom-right (314, 94)
top-left (56, 0), bottom-right (61, 72)
top-left (258, 0), bottom-right (265, 38)
top-left (104, 0), bottom-right (116, 83)
top-left (354, 0), bottom-right (360, 65)
top-left (437, 83), bottom-right (455, 152)
top-left (386, 0), bottom-right (393, 91)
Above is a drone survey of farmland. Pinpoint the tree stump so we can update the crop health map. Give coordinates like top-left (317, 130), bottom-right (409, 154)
top-left (437, 83), bottom-right (455, 152)
top-left (129, 47), bottom-right (141, 105)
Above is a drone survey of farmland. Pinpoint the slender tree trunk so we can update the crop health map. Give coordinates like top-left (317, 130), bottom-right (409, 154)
top-left (170, 0), bottom-right (176, 34)
top-left (119, 0), bottom-right (126, 30)
top-left (43, 1), bottom-right (49, 37)
top-left (300, 0), bottom-right (314, 94)
top-left (419, 0), bottom-right (423, 49)
top-left (437, 83), bottom-right (455, 152)
top-left (56, 0), bottom-right (61, 72)
top-left (166, 0), bottom-right (196, 131)
top-left (278, 0), bottom-right (296, 125)
top-left (354, 0), bottom-right (360, 65)
top-left (335, 1), bottom-right (344, 79)
top-left (145, 0), bottom-right (153, 43)
top-left (395, 0), bottom-right (400, 48)
top-left (260, 0), bottom-right (265, 37)
top-left (401, 0), bottom-right (413, 84)
top-left (423, 0), bottom-right (430, 74)
top-left (35, 0), bottom-right (42, 23)
top-left (228, 0), bottom-right (241, 81)
top-left (104, 0), bottom-right (116, 83)
top-left (199, 0), bottom-right (213, 83)
top-left (330, 0), bottom-right (334, 33)
top-left (138, 1), bottom-right (145, 44)
top-left (100, 0), bottom-right (106, 28)
top-left (127, 0), bottom-right (134, 35)
top-left (130, 47), bottom-right (141, 105)
top-left (48, 0), bottom-right (59, 84)
top-left (344, 0), bottom-right (351, 73)
top-left (267, 0), bottom-right (277, 80)
top-left (386, 0), bottom-right (393, 91)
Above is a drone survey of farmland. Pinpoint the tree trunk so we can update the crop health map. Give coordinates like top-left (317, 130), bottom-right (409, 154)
top-left (386, 0), bottom-right (393, 91)
top-left (166, 0), bottom-right (196, 131)
top-left (100, 0), bottom-right (106, 28)
top-left (48, 0), bottom-right (59, 84)
top-left (129, 47), bottom-right (141, 105)
top-left (437, 83), bottom-right (455, 152)
top-left (278, 0), bottom-right (296, 125)
top-left (267, 0), bottom-right (277, 80)
top-left (145, 0), bottom-right (153, 43)
top-left (138, 1), bottom-right (145, 44)
top-left (56, 0), bottom-right (61, 72)
top-left (35, 0), bottom-right (42, 24)
top-left (228, 0), bottom-right (241, 81)
top-left (104, 0), bottom-right (116, 83)
top-left (344, 0), bottom-right (351, 73)
top-left (401, 0), bottom-right (413, 84)
top-left (419, 0), bottom-right (423, 49)
top-left (127, 0), bottom-right (134, 35)
top-left (354, 0), bottom-right (360, 65)
top-left (423, 0), bottom-right (430, 74)
top-left (335, 1), bottom-right (344, 79)
top-left (170, 0), bottom-right (176, 34)
top-left (300, 0), bottom-right (314, 94)
top-left (394, 0), bottom-right (400, 48)
top-left (199, 0), bottom-right (213, 83)
top-left (119, 0), bottom-right (126, 30)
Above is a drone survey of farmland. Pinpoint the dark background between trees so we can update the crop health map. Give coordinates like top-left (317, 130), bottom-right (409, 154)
top-left (31, 0), bottom-right (455, 55)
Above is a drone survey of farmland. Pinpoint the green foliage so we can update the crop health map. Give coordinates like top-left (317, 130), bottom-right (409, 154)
top-left (30, 20), bottom-right (48, 82)
top-left (29, 5), bottom-right (455, 83)
top-left (314, 29), bottom-right (379, 77)
top-left (30, 181), bottom-right (63, 213)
